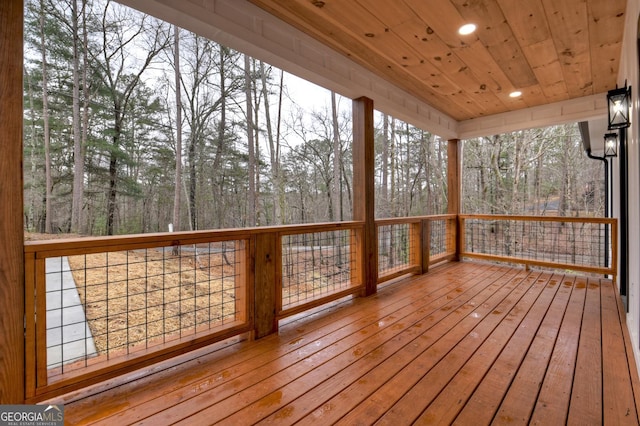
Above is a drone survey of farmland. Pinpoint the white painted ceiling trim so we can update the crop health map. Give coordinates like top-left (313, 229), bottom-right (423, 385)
top-left (457, 94), bottom-right (609, 140)
top-left (117, 0), bottom-right (608, 141)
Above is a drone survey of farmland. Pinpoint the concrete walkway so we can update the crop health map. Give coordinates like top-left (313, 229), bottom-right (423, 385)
top-left (46, 257), bottom-right (97, 369)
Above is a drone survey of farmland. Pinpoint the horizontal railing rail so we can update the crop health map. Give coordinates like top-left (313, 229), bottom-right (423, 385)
top-left (459, 214), bottom-right (617, 278)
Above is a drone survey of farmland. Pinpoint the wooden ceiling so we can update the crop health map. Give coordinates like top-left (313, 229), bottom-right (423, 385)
top-left (248, 0), bottom-right (627, 121)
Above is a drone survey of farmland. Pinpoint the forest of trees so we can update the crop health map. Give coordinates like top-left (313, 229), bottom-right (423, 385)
top-left (23, 0), bottom-right (604, 237)
top-left (462, 125), bottom-right (605, 217)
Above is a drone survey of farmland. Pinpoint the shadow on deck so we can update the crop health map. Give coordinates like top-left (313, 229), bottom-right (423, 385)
top-left (56, 261), bottom-right (640, 425)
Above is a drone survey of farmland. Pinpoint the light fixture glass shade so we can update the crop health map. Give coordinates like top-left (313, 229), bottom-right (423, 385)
top-left (607, 85), bottom-right (631, 129)
top-left (604, 133), bottom-right (618, 157)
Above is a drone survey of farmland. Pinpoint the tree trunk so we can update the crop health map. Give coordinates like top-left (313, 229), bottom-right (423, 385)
top-left (26, 70), bottom-right (38, 231)
top-left (381, 114), bottom-right (389, 217)
top-left (330, 91), bottom-right (343, 265)
top-left (40, 0), bottom-right (52, 234)
top-left (212, 45), bottom-right (228, 228)
top-left (172, 25), bottom-right (182, 234)
top-left (106, 115), bottom-right (120, 236)
top-left (244, 54), bottom-right (256, 227)
top-left (276, 70), bottom-right (286, 223)
top-left (259, 61), bottom-right (281, 225)
top-left (70, 0), bottom-right (85, 234)
top-left (331, 91), bottom-right (341, 222)
top-left (188, 135), bottom-right (197, 231)
top-left (559, 135), bottom-right (570, 216)
top-left (390, 117), bottom-right (397, 217)
top-left (79, 0), bottom-right (90, 234)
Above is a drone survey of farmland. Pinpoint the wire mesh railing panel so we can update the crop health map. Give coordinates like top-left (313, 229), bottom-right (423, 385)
top-left (378, 222), bottom-right (416, 275)
top-left (44, 240), bottom-right (245, 377)
top-left (463, 218), bottom-right (614, 271)
top-left (281, 229), bottom-right (355, 310)
top-left (429, 218), bottom-right (451, 258)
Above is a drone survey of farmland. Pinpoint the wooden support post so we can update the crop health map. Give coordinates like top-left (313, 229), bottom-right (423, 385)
top-left (421, 220), bottom-right (431, 274)
top-left (457, 216), bottom-right (466, 258)
top-left (24, 253), bottom-right (36, 399)
top-left (0, 0), bottom-right (25, 404)
top-left (35, 259), bottom-right (48, 389)
top-left (353, 97), bottom-right (377, 296)
top-left (253, 233), bottom-right (278, 338)
top-left (410, 221), bottom-right (424, 274)
top-left (448, 139), bottom-right (461, 260)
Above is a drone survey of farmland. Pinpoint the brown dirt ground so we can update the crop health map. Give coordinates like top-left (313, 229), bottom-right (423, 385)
top-left (67, 248), bottom-right (239, 354)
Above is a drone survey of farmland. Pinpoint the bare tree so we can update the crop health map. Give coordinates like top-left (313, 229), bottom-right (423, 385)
top-left (172, 25), bottom-right (182, 235)
top-left (259, 61), bottom-right (283, 225)
top-left (93, 1), bottom-right (170, 235)
top-left (70, 0), bottom-right (86, 234)
top-left (331, 91), bottom-right (341, 222)
top-left (380, 113), bottom-right (390, 218)
top-left (244, 54), bottom-right (256, 227)
top-left (39, 0), bottom-right (52, 233)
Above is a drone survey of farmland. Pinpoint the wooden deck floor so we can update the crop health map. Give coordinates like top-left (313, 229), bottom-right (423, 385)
top-left (60, 261), bottom-right (640, 425)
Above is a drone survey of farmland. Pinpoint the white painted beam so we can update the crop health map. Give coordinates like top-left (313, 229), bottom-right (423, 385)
top-left (457, 94), bottom-right (608, 139)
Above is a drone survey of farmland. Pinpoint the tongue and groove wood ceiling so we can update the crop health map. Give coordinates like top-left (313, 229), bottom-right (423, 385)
top-left (248, 0), bottom-right (627, 121)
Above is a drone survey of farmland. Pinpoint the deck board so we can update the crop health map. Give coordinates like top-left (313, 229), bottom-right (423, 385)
top-left (601, 276), bottom-right (639, 425)
top-left (566, 277), bottom-right (602, 424)
top-left (415, 271), bottom-right (553, 424)
top-left (529, 275), bottom-right (587, 424)
top-left (59, 262), bottom-right (640, 425)
top-left (452, 272), bottom-right (562, 425)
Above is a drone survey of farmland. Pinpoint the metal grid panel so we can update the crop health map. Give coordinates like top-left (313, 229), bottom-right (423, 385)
top-left (464, 219), bottom-right (612, 268)
top-left (281, 230), bottom-right (354, 310)
top-left (378, 223), bottom-right (416, 275)
top-left (429, 219), bottom-right (450, 258)
top-left (44, 241), bottom-right (244, 375)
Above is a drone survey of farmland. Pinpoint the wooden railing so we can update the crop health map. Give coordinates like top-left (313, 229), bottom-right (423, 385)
top-left (459, 215), bottom-right (617, 279)
top-left (23, 213), bottom-right (613, 401)
top-left (376, 214), bottom-right (458, 283)
top-left (277, 223), bottom-right (364, 318)
top-left (24, 229), bottom-right (254, 400)
top-left (24, 221), bottom-right (371, 400)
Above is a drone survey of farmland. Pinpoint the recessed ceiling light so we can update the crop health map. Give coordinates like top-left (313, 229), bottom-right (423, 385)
top-left (458, 23), bottom-right (476, 35)
top-left (509, 91), bottom-right (522, 98)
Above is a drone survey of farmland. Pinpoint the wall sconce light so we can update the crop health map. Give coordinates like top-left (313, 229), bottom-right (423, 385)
top-left (607, 84), bottom-right (631, 129)
top-left (604, 132), bottom-right (618, 157)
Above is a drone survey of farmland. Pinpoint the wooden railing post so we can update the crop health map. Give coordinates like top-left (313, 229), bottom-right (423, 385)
top-left (24, 252), bottom-right (37, 400)
top-left (458, 216), bottom-right (466, 257)
top-left (0, 0), bottom-right (25, 404)
top-left (253, 232), bottom-right (278, 338)
top-left (353, 97), bottom-right (377, 295)
top-left (409, 221), bottom-right (421, 274)
top-left (420, 220), bottom-right (430, 274)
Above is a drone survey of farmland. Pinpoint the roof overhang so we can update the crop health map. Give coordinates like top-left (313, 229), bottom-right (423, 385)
top-left (116, 0), bottom-right (609, 140)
